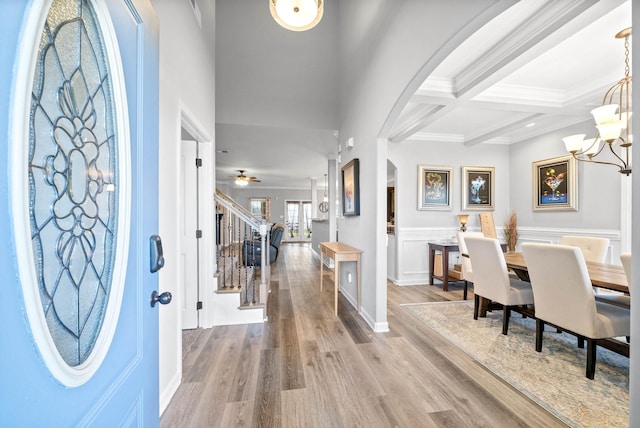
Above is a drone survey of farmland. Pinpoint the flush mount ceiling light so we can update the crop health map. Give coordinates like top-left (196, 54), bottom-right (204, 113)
top-left (270, 0), bottom-right (323, 31)
top-left (563, 28), bottom-right (632, 175)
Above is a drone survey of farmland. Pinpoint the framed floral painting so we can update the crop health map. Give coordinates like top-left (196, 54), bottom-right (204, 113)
top-left (417, 165), bottom-right (452, 210)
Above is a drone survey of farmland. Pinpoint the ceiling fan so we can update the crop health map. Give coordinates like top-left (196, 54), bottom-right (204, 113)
top-left (234, 170), bottom-right (260, 186)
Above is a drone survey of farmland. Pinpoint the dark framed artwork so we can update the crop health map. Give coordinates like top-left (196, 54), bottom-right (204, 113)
top-left (341, 158), bottom-right (360, 216)
top-left (533, 155), bottom-right (577, 211)
top-left (417, 165), bottom-right (452, 210)
top-left (462, 166), bottom-right (495, 211)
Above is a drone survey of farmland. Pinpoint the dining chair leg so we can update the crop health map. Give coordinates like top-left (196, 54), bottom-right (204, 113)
top-left (586, 339), bottom-right (596, 380)
top-left (535, 319), bottom-right (544, 352)
top-left (502, 306), bottom-right (511, 335)
top-left (463, 280), bottom-right (468, 301)
top-left (473, 294), bottom-right (479, 320)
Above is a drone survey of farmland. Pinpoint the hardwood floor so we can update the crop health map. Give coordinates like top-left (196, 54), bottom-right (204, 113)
top-left (161, 243), bottom-right (566, 427)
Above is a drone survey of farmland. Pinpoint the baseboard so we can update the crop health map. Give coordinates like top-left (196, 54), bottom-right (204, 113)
top-left (359, 305), bottom-right (390, 333)
top-left (159, 369), bottom-right (181, 417)
top-left (390, 278), bottom-right (429, 286)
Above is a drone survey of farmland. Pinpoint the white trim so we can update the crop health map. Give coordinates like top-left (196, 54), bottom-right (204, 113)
top-left (178, 101), bottom-right (214, 329)
top-left (10, 0), bottom-right (131, 387)
top-left (359, 305), bottom-right (389, 333)
top-left (390, 225), bottom-right (622, 284)
top-left (159, 369), bottom-right (181, 416)
top-left (620, 172), bottom-right (632, 253)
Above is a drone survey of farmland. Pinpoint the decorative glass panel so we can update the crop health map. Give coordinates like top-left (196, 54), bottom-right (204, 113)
top-left (29, 0), bottom-right (118, 367)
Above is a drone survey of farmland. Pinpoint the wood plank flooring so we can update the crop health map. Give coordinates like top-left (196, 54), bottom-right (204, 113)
top-left (161, 243), bottom-right (566, 428)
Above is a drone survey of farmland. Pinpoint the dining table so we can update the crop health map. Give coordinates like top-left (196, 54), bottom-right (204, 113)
top-left (503, 252), bottom-right (630, 294)
top-left (502, 251), bottom-right (630, 357)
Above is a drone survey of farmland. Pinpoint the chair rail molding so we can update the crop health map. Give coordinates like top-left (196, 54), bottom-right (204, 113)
top-left (389, 225), bottom-right (622, 286)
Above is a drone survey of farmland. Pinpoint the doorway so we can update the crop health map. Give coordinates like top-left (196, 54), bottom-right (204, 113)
top-left (285, 200), bottom-right (313, 241)
top-left (180, 134), bottom-right (200, 329)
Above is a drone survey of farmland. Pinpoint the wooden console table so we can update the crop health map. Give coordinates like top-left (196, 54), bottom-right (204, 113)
top-left (320, 242), bottom-right (362, 316)
top-left (428, 241), bottom-right (461, 292)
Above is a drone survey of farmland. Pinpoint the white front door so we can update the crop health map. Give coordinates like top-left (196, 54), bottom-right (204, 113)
top-left (0, 0), bottom-right (164, 425)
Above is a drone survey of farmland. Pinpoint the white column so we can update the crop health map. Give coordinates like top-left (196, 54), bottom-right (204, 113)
top-left (310, 177), bottom-right (318, 218)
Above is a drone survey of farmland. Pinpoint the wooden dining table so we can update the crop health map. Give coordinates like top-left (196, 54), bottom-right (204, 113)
top-left (503, 251), bottom-right (630, 357)
top-left (503, 252), bottom-right (630, 294)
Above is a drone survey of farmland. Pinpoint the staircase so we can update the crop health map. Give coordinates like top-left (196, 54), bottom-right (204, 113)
top-left (212, 189), bottom-right (272, 324)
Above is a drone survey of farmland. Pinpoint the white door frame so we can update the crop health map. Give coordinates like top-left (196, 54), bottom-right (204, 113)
top-left (179, 104), bottom-right (215, 328)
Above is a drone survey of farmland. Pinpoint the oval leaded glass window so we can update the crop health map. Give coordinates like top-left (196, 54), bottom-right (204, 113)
top-left (16, 0), bottom-right (130, 385)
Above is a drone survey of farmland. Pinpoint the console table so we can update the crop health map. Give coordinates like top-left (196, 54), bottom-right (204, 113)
top-left (428, 242), bottom-right (461, 292)
top-left (320, 242), bottom-right (362, 316)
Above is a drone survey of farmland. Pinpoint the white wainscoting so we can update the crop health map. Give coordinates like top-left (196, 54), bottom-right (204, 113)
top-left (517, 227), bottom-right (622, 264)
top-left (390, 227), bottom-right (459, 286)
top-left (388, 226), bottom-right (622, 286)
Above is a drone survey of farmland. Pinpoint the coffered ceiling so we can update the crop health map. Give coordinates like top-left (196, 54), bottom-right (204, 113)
top-left (213, 0), bottom-right (631, 189)
top-left (390, 0), bottom-right (631, 147)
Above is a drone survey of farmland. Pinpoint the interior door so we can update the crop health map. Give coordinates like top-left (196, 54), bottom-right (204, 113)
top-left (181, 139), bottom-right (199, 329)
top-left (0, 0), bottom-right (162, 426)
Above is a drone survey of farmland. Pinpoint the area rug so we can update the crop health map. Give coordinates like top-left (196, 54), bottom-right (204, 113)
top-left (402, 301), bottom-right (629, 427)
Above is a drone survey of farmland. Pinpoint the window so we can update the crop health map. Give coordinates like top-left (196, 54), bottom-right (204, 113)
top-left (250, 197), bottom-right (270, 221)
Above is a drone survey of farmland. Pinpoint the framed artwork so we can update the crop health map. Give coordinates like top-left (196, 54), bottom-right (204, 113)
top-left (532, 155), bottom-right (577, 211)
top-left (341, 158), bottom-right (360, 216)
top-left (417, 165), bottom-right (452, 210)
top-left (462, 166), bottom-right (495, 211)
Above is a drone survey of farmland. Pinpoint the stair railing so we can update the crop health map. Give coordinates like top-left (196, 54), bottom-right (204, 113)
top-left (214, 189), bottom-right (271, 304)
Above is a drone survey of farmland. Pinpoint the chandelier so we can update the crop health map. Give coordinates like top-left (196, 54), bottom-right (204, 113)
top-left (269, 0), bottom-right (323, 32)
top-left (562, 28), bottom-right (632, 175)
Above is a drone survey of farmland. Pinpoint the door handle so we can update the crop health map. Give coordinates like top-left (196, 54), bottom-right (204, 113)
top-left (150, 290), bottom-right (172, 307)
top-left (150, 234), bottom-right (165, 273)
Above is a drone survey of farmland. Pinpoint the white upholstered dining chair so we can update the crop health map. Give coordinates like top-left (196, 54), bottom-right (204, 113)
top-left (559, 235), bottom-right (609, 263)
top-left (456, 231), bottom-right (484, 300)
top-left (620, 252), bottom-right (632, 288)
top-left (522, 243), bottom-right (630, 379)
top-left (595, 252), bottom-right (632, 308)
top-left (465, 236), bottom-right (534, 335)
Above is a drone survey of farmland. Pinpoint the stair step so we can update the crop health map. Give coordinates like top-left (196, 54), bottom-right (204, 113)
top-left (216, 285), bottom-right (242, 294)
top-left (238, 302), bottom-right (266, 310)
top-left (217, 265), bottom-right (255, 291)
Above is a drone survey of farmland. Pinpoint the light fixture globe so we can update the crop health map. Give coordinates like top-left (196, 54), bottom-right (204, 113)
top-left (270, 0), bottom-right (323, 31)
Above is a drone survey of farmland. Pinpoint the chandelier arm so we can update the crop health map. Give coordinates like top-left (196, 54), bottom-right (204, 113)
top-left (605, 142), bottom-right (630, 169)
top-left (572, 153), bottom-right (629, 173)
top-left (583, 133), bottom-right (608, 158)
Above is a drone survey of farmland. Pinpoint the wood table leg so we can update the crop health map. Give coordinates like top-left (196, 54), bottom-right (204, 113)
top-left (320, 251), bottom-right (324, 292)
top-left (334, 256), bottom-right (340, 315)
top-left (357, 255), bottom-right (361, 314)
top-left (442, 247), bottom-right (449, 292)
top-left (428, 246), bottom-right (435, 285)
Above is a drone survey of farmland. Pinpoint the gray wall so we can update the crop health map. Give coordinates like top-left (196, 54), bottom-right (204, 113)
top-left (389, 140), bottom-right (512, 231)
top-left (228, 187), bottom-right (324, 226)
top-left (510, 120), bottom-right (622, 230)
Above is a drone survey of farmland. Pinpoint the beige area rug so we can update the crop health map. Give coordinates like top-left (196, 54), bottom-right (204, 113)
top-left (402, 301), bottom-right (629, 427)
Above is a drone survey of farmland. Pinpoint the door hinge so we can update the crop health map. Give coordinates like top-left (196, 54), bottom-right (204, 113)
top-left (196, 301), bottom-right (203, 310)
top-left (196, 230), bottom-right (203, 238)
top-left (195, 158), bottom-right (202, 167)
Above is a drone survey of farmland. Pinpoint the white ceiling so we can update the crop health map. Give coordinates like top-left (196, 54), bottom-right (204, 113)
top-left (214, 0), bottom-right (632, 189)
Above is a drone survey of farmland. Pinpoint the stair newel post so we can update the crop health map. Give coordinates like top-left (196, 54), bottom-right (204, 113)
top-left (222, 206), bottom-right (229, 288)
top-left (242, 222), bottom-right (250, 305)
top-left (260, 222), bottom-right (269, 304)
top-left (215, 210), bottom-right (223, 276)
top-left (236, 214), bottom-right (242, 290)
top-left (229, 213), bottom-right (236, 289)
